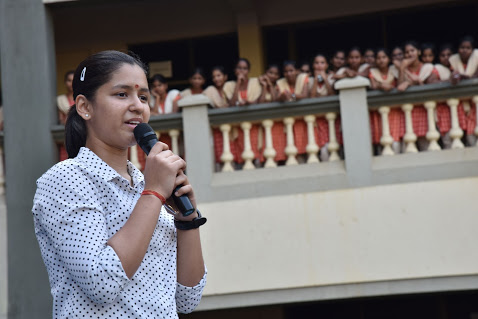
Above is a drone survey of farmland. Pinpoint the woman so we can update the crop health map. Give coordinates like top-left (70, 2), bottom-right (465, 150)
top-left (369, 49), bottom-right (404, 154)
top-left (173, 68), bottom-right (206, 112)
top-left (32, 51), bottom-right (206, 318)
top-left (203, 66), bottom-right (229, 108)
top-left (277, 60), bottom-right (309, 102)
top-left (449, 36), bottom-right (478, 84)
top-left (57, 70), bottom-right (75, 161)
top-left (329, 50), bottom-right (346, 76)
top-left (397, 41), bottom-right (440, 150)
top-left (420, 43), bottom-right (436, 64)
top-left (334, 47), bottom-right (367, 80)
top-left (435, 44), bottom-right (453, 81)
top-left (258, 64), bottom-right (280, 103)
top-left (449, 36), bottom-right (478, 146)
top-left (276, 61), bottom-right (310, 161)
top-left (149, 73), bottom-right (180, 114)
top-left (390, 46), bottom-right (404, 78)
top-left (310, 54), bottom-right (335, 97)
top-left (224, 58), bottom-right (262, 106)
top-left (57, 70), bottom-right (75, 124)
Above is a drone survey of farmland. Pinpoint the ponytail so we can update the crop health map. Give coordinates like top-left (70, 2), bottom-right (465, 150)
top-left (65, 105), bottom-right (87, 158)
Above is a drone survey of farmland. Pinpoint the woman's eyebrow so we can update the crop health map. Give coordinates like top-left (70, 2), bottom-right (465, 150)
top-left (112, 84), bottom-right (149, 93)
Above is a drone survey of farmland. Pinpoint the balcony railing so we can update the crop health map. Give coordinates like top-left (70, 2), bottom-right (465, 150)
top-left (1, 78), bottom-right (477, 200)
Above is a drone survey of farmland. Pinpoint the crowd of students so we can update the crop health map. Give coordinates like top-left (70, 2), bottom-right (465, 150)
top-left (56, 36), bottom-right (478, 164)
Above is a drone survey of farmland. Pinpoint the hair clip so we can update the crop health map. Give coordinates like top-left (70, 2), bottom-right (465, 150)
top-left (80, 67), bottom-right (86, 81)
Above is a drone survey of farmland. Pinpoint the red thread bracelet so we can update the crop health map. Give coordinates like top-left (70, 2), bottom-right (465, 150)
top-left (141, 190), bottom-right (166, 205)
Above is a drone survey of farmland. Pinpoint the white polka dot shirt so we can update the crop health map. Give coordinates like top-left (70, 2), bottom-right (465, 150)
top-left (32, 147), bottom-right (206, 318)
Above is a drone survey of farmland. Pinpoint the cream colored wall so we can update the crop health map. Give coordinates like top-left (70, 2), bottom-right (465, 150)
top-left (198, 176), bottom-right (478, 296)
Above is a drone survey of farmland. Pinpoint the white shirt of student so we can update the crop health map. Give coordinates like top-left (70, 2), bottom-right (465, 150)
top-left (32, 147), bottom-right (206, 318)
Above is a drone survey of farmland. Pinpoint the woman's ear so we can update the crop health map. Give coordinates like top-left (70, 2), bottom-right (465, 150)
top-left (75, 94), bottom-right (92, 120)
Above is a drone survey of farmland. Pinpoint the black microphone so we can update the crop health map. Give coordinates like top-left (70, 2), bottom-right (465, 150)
top-left (134, 123), bottom-right (195, 216)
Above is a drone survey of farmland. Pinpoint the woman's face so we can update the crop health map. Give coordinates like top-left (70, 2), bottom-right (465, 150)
top-left (332, 52), bottom-right (345, 69)
top-left (439, 48), bottom-right (452, 67)
top-left (151, 80), bottom-right (167, 96)
top-left (212, 70), bottom-right (227, 88)
top-left (283, 64), bottom-right (298, 82)
top-left (190, 73), bottom-right (205, 90)
top-left (421, 48), bottom-right (435, 63)
top-left (392, 48), bottom-right (404, 61)
top-left (85, 63), bottom-right (150, 150)
top-left (347, 50), bottom-right (362, 70)
top-left (300, 64), bottom-right (311, 76)
top-left (235, 61), bottom-right (249, 77)
top-left (375, 51), bottom-right (390, 69)
top-left (65, 73), bottom-right (74, 93)
top-left (458, 41), bottom-right (473, 62)
top-left (404, 44), bottom-right (420, 62)
top-left (364, 50), bottom-right (375, 65)
top-left (313, 56), bottom-right (328, 72)
top-left (265, 66), bottom-right (280, 83)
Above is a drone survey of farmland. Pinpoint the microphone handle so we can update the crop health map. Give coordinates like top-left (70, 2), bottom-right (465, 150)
top-left (138, 140), bottom-right (195, 217)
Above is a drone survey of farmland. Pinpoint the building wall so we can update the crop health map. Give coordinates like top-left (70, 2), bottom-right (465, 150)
top-left (51, 0), bottom-right (461, 93)
top-left (197, 177), bottom-right (478, 303)
top-left (0, 197), bottom-right (6, 319)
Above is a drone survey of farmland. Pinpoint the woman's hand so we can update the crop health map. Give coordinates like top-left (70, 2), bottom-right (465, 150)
top-left (143, 142), bottom-right (186, 199)
top-left (405, 70), bottom-right (421, 85)
top-left (167, 169), bottom-right (198, 221)
top-left (259, 75), bottom-right (267, 87)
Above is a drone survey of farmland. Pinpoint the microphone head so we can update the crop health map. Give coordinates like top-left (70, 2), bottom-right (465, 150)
top-left (133, 123), bottom-right (157, 145)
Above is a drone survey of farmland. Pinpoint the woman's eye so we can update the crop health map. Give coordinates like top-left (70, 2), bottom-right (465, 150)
top-left (117, 92), bottom-right (127, 98)
top-left (140, 95), bottom-right (148, 102)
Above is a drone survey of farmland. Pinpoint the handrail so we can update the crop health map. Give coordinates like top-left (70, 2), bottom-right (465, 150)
top-left (208, 95), bottom-right (340, 126)
top-left (6, 77), bottom-right (476, 146)
top-left (367, 78), bottom-right (478, 108)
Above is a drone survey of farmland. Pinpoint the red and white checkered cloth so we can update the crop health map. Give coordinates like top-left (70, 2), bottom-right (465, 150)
top-left (436, 102), bottom-right (452, 134)
top-left (389, 108), bottom-right (406, 141)
top-left (270, 121), bottom-right (287, 161)
top-left (369, 111), bottom-right (381, 144)
top-left (411, 105), bottom-right (428, 137)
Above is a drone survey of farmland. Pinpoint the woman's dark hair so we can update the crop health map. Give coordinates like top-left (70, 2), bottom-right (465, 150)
top-left (150, 73), bottom-right (167, 85)
top-left (459, 35), bottom-right (475, 48)
top-left (190, 67), bottom-right (206, 80)
top-left (348, 46), bottom-right (362, 56)
top-left (64, 70), bottom-right (75, 82)
top-left (439, 43), bottom-right (454, 54)
top-left (421, 43), bottom-right (435, 53)
top-left (332, 49), bottom-right (345, 57)
top-left (236, 58), bottom-right (251, 70)
top-left (65, 50), bottom-right (147, 158)
top-left (266, 64), bottom-right (280, 72)
top-left (404, 40), bottom-right (420, 50)
top-left (283, 60), bottom-right (297, 69)
top-left (314, 53), bottom-right (328, 61)
top-left (211, 65), bottom-right (226, 75)
top-left (375, 48), bottom-right (390, 57)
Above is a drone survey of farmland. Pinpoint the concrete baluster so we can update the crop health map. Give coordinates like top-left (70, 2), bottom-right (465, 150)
top-left (378, 106), bottom-right (394, 156)
top-left (447, 98), bottom-right (465, 149)
top-left (219, 124), bottom-right (234, 172)
top-left (424, 101), bottom-right (441, 151)
top-left (473, 96), bottom-right (478, 140)
top-left (283, 117), bottom-right (298, 166)
top-left (240, 122), bottom-right (255, 170)
top-left (401, 103), bottom-right (418, 153)
top-left (169, 129), bottom-right (180, 154)
top-left (325, 112), bottom-right (340, 161)
top-left (304, 115), bottom-right (319, 163)
top-left (262, 119), bottom-right (277, 168)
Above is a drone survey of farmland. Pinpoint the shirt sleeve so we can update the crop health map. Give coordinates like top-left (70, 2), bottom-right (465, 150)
top-left (33, 164), bottom-right (130, 305)
top-left (175, 267), bottom-right (207, 314)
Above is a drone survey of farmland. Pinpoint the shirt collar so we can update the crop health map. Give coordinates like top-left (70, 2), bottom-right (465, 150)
top-left (76, 147), bottom-right (144, 186)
